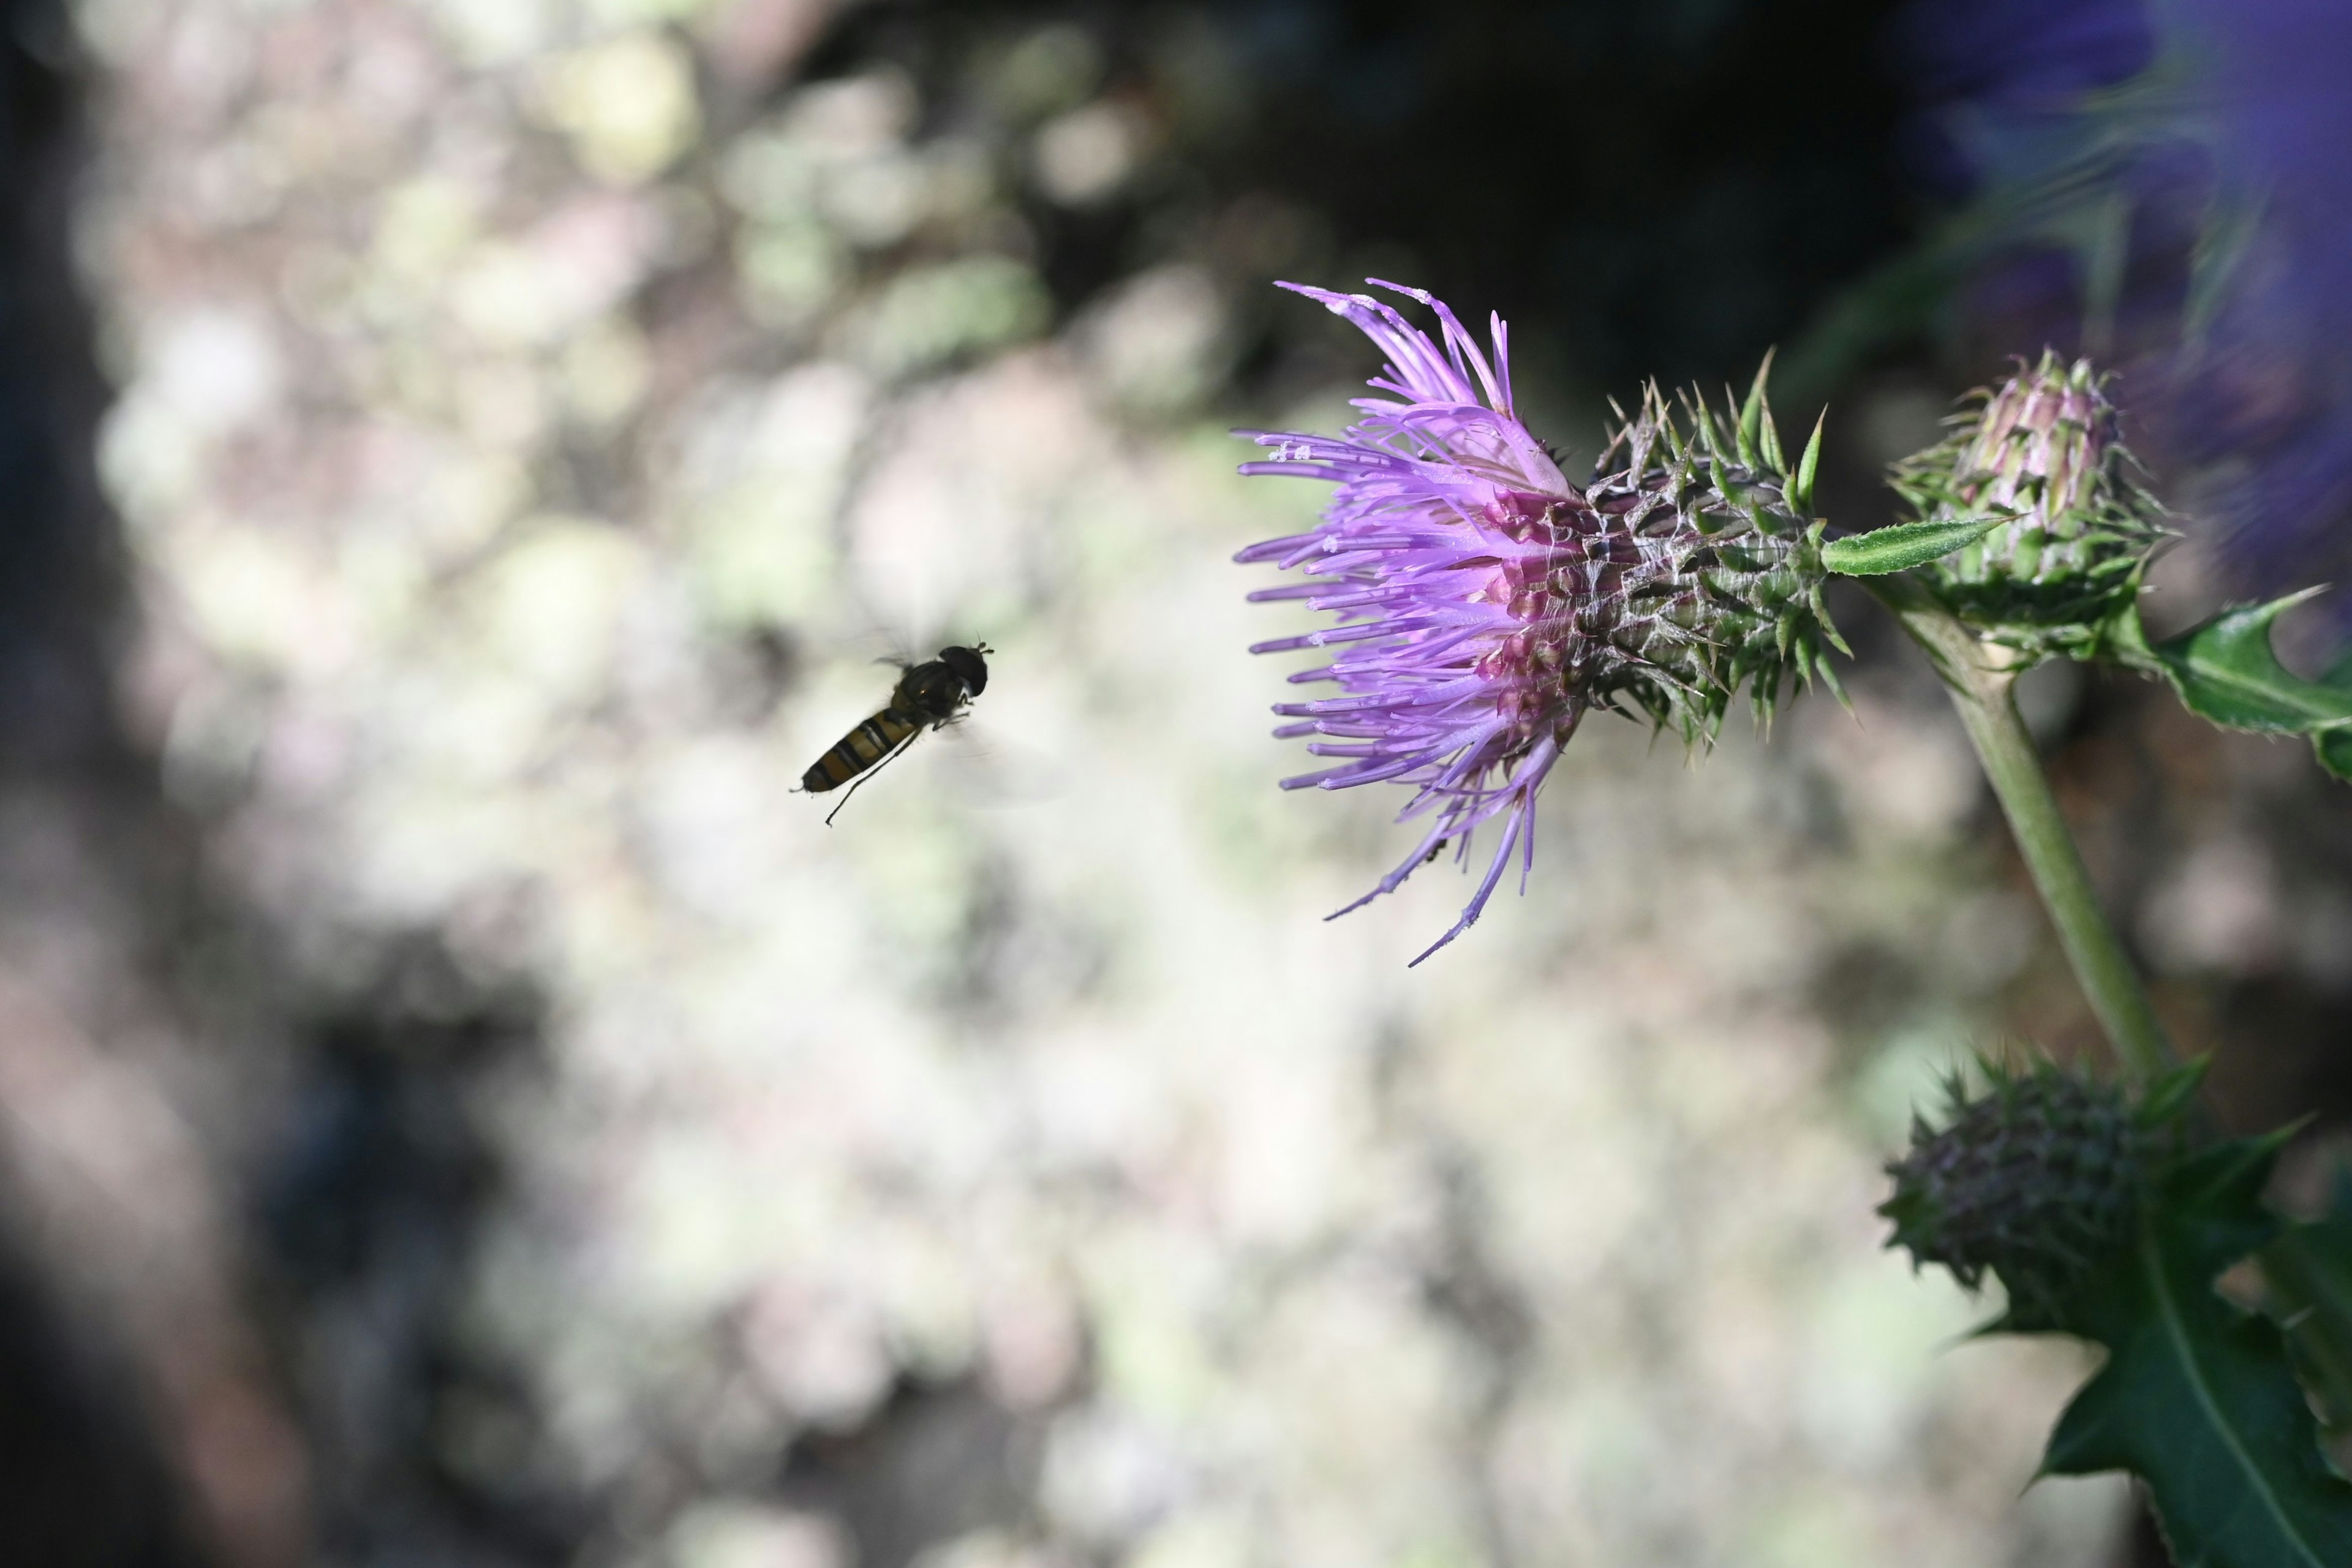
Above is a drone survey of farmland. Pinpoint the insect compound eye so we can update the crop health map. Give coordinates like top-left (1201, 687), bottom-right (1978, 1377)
top-left (940, 646), bottom-right (989, 696)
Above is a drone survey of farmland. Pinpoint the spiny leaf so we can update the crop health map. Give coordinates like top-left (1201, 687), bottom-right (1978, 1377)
top-left (1821, 514), bottom-right (2006, 577)
top-left (2149, 590), bottom-right (2345, 729)
top-left (1752, 356), bottom-right (1786, 473)
top-left (2122, 590), bottom-right (2352, 783)
top-left (1736, 352), bottom-right (1773, 469)
top-left (2037, 1135), bottom-right (2352, 1568)
top-left (1791, 410), bottom-right (1825, 514)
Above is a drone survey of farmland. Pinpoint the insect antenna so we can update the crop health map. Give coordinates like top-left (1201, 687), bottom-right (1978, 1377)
top-left (823, 728), bottom-right (922, 826)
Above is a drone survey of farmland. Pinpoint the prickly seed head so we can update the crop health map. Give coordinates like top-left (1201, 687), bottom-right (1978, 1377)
top-left (1588, 375), bottom-right (1841, 744)
top-left (1890, 352), bottom-right (2166, 660)
top-left (1880, 1062), bottom-right (2144, 1327)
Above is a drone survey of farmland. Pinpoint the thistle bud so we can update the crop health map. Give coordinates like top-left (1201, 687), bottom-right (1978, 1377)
top-left (1890, 352), bottom-right (2165, 660)
top-left (1880, 1062), bottom-right (2144, 1327)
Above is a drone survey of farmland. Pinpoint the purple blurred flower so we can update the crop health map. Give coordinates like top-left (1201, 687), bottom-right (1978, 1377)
top-left (1890, 0), bottom-right (2155, 197)
top-left (2161, 1), bottom-right (2352, 618)
top-left (1234, 282), bottom-right (1572, 963)
top-left (1890, 0), bottom-right (2352, 639)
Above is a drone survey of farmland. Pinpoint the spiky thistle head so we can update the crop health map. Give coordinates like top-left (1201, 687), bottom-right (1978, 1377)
top-left (1890, 351), bottom-right (2168, 661)
top-left (1588, 371), bottom-right (1845, 745)
top-left (1234, 281), bottom-right (1840, 961)
top-left (1880, 1058), bottom-right (2150, 1327)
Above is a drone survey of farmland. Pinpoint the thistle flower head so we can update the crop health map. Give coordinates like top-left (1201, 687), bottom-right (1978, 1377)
top-left (1892, 350), bottom-right (2166, 660)
top-left (1881, 1060), bottom-right (2146, 1327)
top-left (1235, 281), bottom-right (1838, 962)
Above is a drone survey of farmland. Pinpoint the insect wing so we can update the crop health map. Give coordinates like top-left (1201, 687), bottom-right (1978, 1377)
top-left (918, 716), bottom-right (1067, 809)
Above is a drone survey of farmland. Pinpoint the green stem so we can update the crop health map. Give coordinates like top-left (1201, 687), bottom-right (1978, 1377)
top-left (1866, 578), bottom-right (2176, 1084)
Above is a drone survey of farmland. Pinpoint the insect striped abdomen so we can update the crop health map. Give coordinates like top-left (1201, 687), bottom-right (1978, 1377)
top-left (802, 707), bottom-right (920, 792)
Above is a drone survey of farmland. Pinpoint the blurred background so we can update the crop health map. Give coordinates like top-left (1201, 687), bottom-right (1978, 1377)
top-left (1, 2), bottom-right (2347, 1566)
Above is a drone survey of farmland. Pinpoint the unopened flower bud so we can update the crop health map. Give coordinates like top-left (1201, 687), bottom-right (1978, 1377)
top-left (1881, 1063), bottom-right (2144, 1327)
top-left (1891, 352), bottom-right (2165, 660)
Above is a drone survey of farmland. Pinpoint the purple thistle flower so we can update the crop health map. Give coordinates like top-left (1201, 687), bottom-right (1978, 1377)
top-left (1237, 282), bottom-right (1835, 963)
top-left (1234, 281), bottom-right (1569, 963)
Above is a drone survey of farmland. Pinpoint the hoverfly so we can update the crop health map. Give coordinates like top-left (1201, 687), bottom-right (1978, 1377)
top-left (799, 643), bottom-right (992, 823)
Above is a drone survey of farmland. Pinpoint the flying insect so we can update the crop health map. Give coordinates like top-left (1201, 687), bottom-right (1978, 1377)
top-left (799, 644), bottom-right (992, 823)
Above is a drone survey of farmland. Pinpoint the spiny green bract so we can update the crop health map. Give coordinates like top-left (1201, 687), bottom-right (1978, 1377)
top-left (1889, 351), bottom-right (2166, 662)
top-left (1589, 361), bottom-right (1842, 746)
top-left (1881, 1060), bottom-right (2147, 1328)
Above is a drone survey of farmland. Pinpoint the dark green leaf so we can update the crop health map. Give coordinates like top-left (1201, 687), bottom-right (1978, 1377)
top-left (1821, 514), bottom-right (2006, 577)
top-left (2037, 1136), bottom-right (2352, 1568)
top-left (2128, 592), bottom-right (2352, 783)
top-left (2261, 1170), bottom-right (2352, 1431)
top-left (2134, 1057), bottom-right (2212, 1131)
top-left (2150, 591), bottom-right (2345, 731)
top-left (2323, 647), bottom-right (2352, 781)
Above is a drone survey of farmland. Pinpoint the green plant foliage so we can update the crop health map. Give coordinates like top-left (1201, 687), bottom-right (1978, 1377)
top-left (2135, 1058), bottom-right (2213, 1131)
top-left (2261, 1172), bottom-right (2352, 1433)
top-left (2036, 1134), bottom-right (2352, 1568)
top-left (1885, 1063), bottom-right (2352, 1565)
top-left (2111, 591), bottom-right (2352, 782)
top-left (1820, 514), bottom-right (2005, 578)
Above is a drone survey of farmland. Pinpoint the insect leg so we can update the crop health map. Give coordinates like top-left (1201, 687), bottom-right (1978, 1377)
top-left (822, 726), bottom-right (924, 826)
